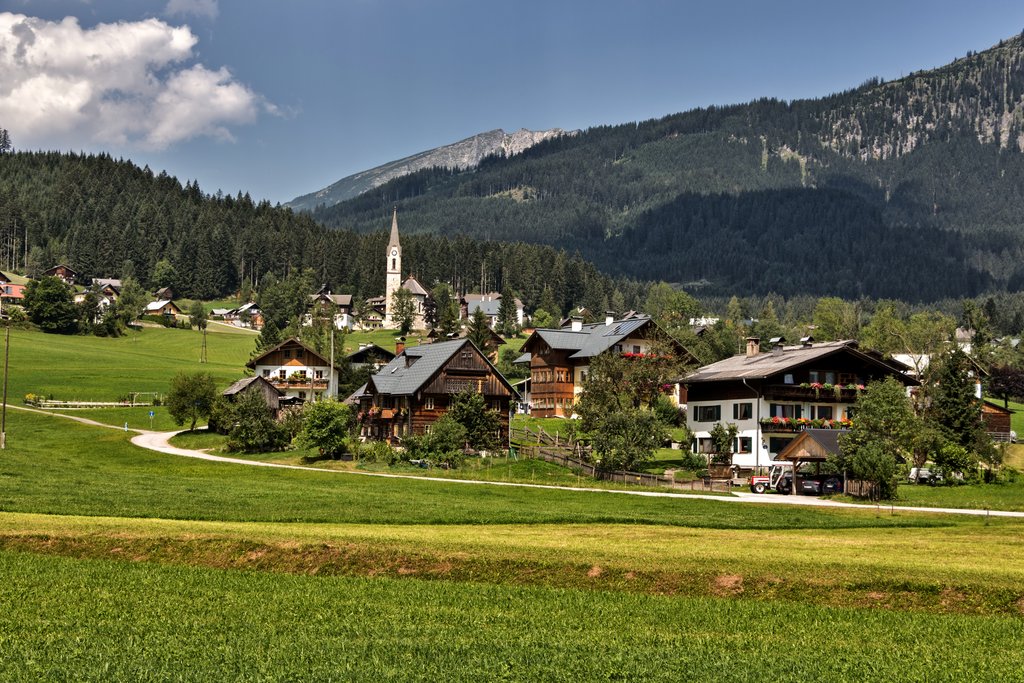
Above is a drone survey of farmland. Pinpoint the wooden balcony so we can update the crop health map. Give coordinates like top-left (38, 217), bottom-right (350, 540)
top-left (764, 383), bottom-right (864, 403)
top-left (759, 418), bottom-right (852, 434)
top-left (270, 378), bottom-right (329, 391)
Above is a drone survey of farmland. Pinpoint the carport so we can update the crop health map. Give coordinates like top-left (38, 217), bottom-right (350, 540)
top-left (775, 428), bottom-right (847, 495)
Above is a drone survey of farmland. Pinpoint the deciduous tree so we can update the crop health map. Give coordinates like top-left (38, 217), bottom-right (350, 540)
top-left (166, 372), bottom-right (218, 432)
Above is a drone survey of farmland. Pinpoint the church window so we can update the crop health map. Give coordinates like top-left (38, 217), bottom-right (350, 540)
top-left (392, 258), bottom-right (396, 270)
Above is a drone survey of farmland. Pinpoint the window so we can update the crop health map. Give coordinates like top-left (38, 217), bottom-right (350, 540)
top-left (733, 402), bottom-right (753, 420)
top-left (768, 437), bottom-right (794, 454)
top-left (424, 397), bottom-right (434, 410)
top-left (845, 407), bottom-right (856, 420)
top-left (694, 438), bottom-right (714, 453)
top-left (262, 369), bottom-right (270, 378)
top-left (783, 373), bottom-right (794, 384)
top-left (278, 370), bottom-right (286, 380)
top-left (298, 391), bottom-right (306, 399)
top-left (296, 349), bottom-right (304, 359)
top-left (769, 403), bottom-right (801, 419)
top-left (694, 405), bottom-right (721, 422)
top-left (283, 349), bottom-right (291, 359)
top-left (734, 437), bottom-right (752, 454)
top-left (811, 405), bottom-right (833, 420)
top-left (315, 370), bottom-right (324, 379)
top-left (632, 345), bottom-right (641, 354)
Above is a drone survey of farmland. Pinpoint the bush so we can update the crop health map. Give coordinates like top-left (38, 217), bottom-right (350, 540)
top-left (220, 390), bottom-right (289, 453)
top-left (296, 400), bottom-right (354, 459)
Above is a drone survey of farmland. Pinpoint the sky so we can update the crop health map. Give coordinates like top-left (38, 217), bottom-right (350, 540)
top-left (3, 1), bottom-right (1024, 205)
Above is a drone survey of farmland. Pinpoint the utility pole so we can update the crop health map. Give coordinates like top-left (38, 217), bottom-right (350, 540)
top-left (2, 322), bottom-right (10, 449)
top-left (329, 323), bottom-right (335, 399)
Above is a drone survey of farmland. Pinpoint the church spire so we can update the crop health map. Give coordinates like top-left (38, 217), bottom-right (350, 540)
top-left (388, 207), bottom-right (400, 250)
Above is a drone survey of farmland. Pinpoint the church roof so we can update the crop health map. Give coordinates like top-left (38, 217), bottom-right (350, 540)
top-left (402, 276), bottom-right (428, 297)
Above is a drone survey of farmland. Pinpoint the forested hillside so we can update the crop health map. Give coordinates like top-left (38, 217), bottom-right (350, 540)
top-left (313, 35), bottom-right (1024, 302)
top-left (0, 150), bottom-right (645, 312)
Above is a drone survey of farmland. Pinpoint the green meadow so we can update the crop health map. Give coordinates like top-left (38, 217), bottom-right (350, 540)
top-left (1, 326), bottom-right (1023, 680)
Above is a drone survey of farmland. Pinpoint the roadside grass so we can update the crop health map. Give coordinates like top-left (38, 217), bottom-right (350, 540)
top-left (167, 429), bottom-right (226, 450)
top-left (0, 409), bottom-right (958, 529)
top-left (892, 477), bottom-right (1024, 512)
top-left (2, 550), bottom-right (1023, 682)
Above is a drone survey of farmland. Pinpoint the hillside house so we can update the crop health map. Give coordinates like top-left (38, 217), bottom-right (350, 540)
top-left (92, 278), bottom-right (122, 300)
top-left (247, 337), bottom-right (341, 402)
top-left (357, 338), bottom-right (518, 445)
top-left (42, 264), bottom-right (77, 285)
top-left (144, 299), bottom-right (183, 319)
top-left (461, 292), bottom-right (525, 329)
top-left (684, 338), bottom-right (918, 470)
top-left (309, 288), bottom-right (354, 330)
top-left (0, 271), bottom-right (27, 305)
top-left (515, 314), bottom-right (690, 418)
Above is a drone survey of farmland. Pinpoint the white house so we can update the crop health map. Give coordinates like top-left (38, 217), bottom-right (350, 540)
top-left (246, 337), bottom-right (341, 402)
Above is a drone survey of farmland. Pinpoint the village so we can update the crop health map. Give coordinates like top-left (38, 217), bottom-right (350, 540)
top-left (5, 209), bottom-right (1016, 505)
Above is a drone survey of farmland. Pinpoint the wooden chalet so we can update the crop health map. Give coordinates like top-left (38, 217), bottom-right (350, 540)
top-left (309, 289), bottom-right (355, 329)
top-left (42, 264), bottom-right (77, 284)
top-left (155, 286), bottom-right (175, 300)
top-left (222, 376), bottom-right (283, 415)
top-left (347, 343), bottom-right (396, 370)
top-left (357, 338), bottom-right (519, 446)
top-left (92, 278), bottom-right (122, 300)
top-left (982, 399), bottom-right (1014, 442)
top-left (247, 337), bottom-right (341, 402)
top-left (515, 314), bottom-right (690, 418)
top-left (685, 338), bottom-right (918, 469)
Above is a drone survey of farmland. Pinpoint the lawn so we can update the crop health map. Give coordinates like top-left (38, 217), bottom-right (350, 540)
top-left (2, 551), bottom-right (1023, 682)
top-left (9, 325), bottom-right (252, 404)
top-left (0, 409), bottom-right (958, 529)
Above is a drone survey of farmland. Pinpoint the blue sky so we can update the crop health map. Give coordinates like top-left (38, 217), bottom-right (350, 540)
top-left (3, 1), bottom-right (1024, 204)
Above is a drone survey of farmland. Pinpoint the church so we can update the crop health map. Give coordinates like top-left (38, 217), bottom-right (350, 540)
top-left (381, 209), bottom-right (428, 330)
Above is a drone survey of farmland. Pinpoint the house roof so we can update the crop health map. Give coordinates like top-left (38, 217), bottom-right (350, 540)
top-left (468, 299), bottom-right (501, 317)
top-left (144, 299), bottom-right (177, 312)
top-left (368, 338), bottom-right (518, 398)
top-left (523, 315), bottom-right (662, 360)
top-left (246, 337), bottom-right (338, 370)
top-left (310, 293), bottom-right (353, 307)
top-left (776, 429), bottom-right (848, 462)
top-left (346, 344), bottom-right (396, 363)
top-left (402, 276), bottom-right (428, 297)
top-left (685, 340), bottom-right (918, 385)
top-left (44, 264), bottom-right (76, 274)
top-left (222, 376), bottom-right (283, 397)
top-left (344, 383), bottom-right (368, 405)
top-left (93, 278), bottom-right (122, 290)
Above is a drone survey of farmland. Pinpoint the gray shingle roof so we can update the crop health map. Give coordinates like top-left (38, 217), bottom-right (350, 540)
top-left (526, 316), bottom-right (655, 360)
top-left (369, 339), bottom-right (467, 396)
top-left (685, 340), bottom-right (915, 384)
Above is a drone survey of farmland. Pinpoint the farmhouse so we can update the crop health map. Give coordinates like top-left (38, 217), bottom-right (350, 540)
top-left (515, 313), bottom-right (689, 418)
top-left (357, 338), bottom-right (518, 444)
top-left (42, 264), bottom-right (77, 284)
top-left (144, 299), bottom-right (183, 319)
top-left (247, 337), bottom-right (341, 402)
top-left (684, 337), bottom-right (918, 470)
top-left (309, 288), bottom-right (354, 329)
top-left (461, 292), bottom-right (525, 329)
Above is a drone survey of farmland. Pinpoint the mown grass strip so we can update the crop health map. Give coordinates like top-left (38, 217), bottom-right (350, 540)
top-left (3, 512), bottom-right (1022, 615)
top-left (1, 550), bottom-right (1022, 682)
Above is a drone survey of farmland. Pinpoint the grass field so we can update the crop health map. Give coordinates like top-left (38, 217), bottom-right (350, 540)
top-left (2, 550), bottom-right (1023, 682)
top-left (3, 327), bottom-right (1024, 679)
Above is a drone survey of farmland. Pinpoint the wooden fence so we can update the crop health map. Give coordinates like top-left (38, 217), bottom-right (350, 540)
top-left (845, 479), bottom-right (879, 499)
top-left (512, 426), bottom-right (732, 493)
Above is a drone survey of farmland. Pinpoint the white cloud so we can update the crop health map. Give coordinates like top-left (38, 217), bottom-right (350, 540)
top-left (163, 0), bottom-right (219, 21)
top-left (0, 12), bottom-right (269, 150)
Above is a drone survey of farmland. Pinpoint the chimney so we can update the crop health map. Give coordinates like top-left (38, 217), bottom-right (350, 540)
top-left (571, 316), bottom-right (583, 332)
top-left (746, 337), bottom-right (760, 357)
top-left (605, 311), bottom-right (615, 327)
top-left (770, 336), bottom-right (785, 355)
top-left (395, 336), bottom-right (405, 356)
top-left (800, 336), bottom-right (814, 348)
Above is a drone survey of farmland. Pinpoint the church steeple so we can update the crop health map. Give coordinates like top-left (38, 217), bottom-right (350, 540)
top-left (388, 207), bottom-right (401, 251)
top-left (384, 207), bottom-right (402, 326)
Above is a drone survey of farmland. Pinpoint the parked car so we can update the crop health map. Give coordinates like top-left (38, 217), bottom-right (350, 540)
top-left (908, 467), bottom-right (943, 484)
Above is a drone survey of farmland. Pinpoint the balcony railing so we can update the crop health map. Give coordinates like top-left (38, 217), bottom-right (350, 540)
top-left (759, 417), bottom-right (853, 433)
top-left (765, 383), bottom-right (865, 402)
top-left (270, 378), bottom-right (329, 390)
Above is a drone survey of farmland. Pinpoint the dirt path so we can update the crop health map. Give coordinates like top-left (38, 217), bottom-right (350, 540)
top-left (13, 404), bottom-right (1024, 518)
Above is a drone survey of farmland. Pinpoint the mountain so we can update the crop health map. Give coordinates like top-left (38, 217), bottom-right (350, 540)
top-left (313, 35), bottom-right (1024, 302)
top-left (287, 128), bottom-right (571, 212)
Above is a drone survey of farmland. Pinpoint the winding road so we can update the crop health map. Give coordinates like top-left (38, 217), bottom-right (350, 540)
top-left (15, 404), bottom-right (1024, 518)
